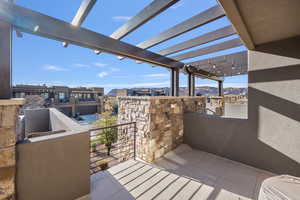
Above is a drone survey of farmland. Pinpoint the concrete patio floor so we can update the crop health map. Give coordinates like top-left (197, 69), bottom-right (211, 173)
top-left (91, 145), bottom-right (275, 200)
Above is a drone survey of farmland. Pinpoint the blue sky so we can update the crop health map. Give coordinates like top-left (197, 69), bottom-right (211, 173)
top-left (12, 0), bottom-right (248, 94)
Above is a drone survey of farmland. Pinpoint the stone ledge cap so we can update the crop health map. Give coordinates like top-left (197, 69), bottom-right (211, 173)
top-left (0, 98), bottom-right (25, 106)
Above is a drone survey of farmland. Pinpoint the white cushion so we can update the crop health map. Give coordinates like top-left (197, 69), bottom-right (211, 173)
top-left (259, 175), bottom-right (300, 200)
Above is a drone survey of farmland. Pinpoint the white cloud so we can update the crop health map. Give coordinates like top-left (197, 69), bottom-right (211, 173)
top-left (112, 16), bottom-right (132, 22)
top-left (44, 64), bottom-right (68, 71)
top-left (93, 62), bottom-right (107, 68)
top-left (110, 67), bottom-right (120, 72)
top-left (74, 63), bottom-right (90, 68)
top-left (144, 73), bottom-right (169, 78)
top-left (14, 80), bottom-right (66, 86)
top-left (98, 72), bottom-right (108, 78)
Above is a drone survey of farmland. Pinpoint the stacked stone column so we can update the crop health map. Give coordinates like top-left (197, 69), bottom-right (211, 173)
top-left (118, 97), bottom-right (206, 162)
top-left (0, 99), bottom-right (24, 200)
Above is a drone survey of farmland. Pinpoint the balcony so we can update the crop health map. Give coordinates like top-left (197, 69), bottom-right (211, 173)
top-left (0, 0), bottom-right (299, 199)
top-left (91, 145), bottom-right (274, 200)
top-left (3, 95), bottom-right (296, 200)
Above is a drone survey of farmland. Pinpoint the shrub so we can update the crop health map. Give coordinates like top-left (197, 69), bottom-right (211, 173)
top-left (93, 112), bottom-right (117, 156)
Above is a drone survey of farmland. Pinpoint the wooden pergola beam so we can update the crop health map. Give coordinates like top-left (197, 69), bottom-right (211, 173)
top-left (157, 25), bottom-right (235, 56)
top-left (171, 38), bottom-right (243, 61)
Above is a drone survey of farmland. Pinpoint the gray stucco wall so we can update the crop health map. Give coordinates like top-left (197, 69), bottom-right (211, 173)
top-left (24, 108), bottom-right (85, 135)
top-left (24, 108), bottom-right (50, 134)
top-left (184, 36), bottom-right (300, 176)
top-left (224, 103), bottom-right (247, 118)
top-left (16, 131), bottom-right (90, 200)
top-left (49, 108), bottom-right (84, 132)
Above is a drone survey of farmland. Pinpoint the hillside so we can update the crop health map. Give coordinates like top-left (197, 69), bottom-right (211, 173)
top-left (108, 87), bottom-right (248, 96)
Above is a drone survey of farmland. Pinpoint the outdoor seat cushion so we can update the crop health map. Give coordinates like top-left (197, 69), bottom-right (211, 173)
top-left (259, 175), bottom-right (300, 200)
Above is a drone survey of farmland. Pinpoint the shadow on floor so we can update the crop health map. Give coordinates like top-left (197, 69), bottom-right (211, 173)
top-left (91, 145), bottom-right (275, 200)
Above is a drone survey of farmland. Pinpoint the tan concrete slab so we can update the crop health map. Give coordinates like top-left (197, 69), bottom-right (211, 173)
top-left (172, 180), bottom-right (202, 200)
top-left (91, 145), bottom-right (275, 200)
top-left (130, 171), bottom-right (169, 198)
top-left (137, 173), bottom-right (179, 200)
top-left (119, 165), bottom-right (153, 185)
top-left (208, 188), bottom-right (240, 200)
top-left (190, 184), bottom-right (215, 200)
top-left (107, 160), bottom-right (138, 175)
top-left (150, 176), bottom-right (190, 200)
top-left (125, 168), bottom-right (161, 191)
top-left (114, 162), bottom-right (145, 179)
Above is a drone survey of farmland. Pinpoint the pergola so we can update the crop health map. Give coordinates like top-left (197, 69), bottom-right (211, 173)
top-left (0, 0), bottom-right (248, 99)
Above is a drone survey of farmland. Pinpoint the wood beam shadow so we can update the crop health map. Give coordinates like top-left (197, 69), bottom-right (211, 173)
top-left (255, 36), bottom-right (300, 59)
top-left (249, 64), bottom-right (300, 83)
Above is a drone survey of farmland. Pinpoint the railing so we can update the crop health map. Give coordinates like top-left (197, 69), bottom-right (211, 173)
top-left (89, 122), bottom-right (136, 175)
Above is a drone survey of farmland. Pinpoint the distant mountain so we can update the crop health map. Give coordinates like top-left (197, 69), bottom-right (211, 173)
top-left (107, 87), bottom-right (247, 96)
top-left (179, 87), bottom-right (247, 96)
top-left (223, 87), bottom-right (248, 95)
top-left (107, 89), bottom-right (118, 96)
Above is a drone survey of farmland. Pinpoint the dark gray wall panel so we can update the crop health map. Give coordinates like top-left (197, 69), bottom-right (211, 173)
top-left (76, 105), bottom-right (97, 115)
top-left (184, 36), bottom-right (300, 176)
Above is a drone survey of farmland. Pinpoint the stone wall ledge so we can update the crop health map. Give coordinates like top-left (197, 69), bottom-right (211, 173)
top-left (208, 96), bottom-right (223, 99)
top-left (0, 98), bottom-right (25, 106)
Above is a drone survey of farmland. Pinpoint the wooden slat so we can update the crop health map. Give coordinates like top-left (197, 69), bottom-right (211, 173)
top-left (63, 0), bottom-right (97, 47)
top-left (187, 51), bottom-right (248, 77)
top-left (186, 51), bottom-right (247, 66)
top-left (195, 62), bottom-right (248, 77)
top-left (71, 0), bottom-right (96, 26)
top-left (137, 5), bottom-right (225, 49)
top-left (0, 1), bottom-right (183, 68)
top-left (98, 0), bottom-right (179, 55)
top-left (171, 38), bottom-right (243, 61)
top-left (110, 0), bottom-right (180, 40)
top-left (157, 25), bottom-right (235, 56)
top-left (0, 1), bottom-right (221, 80)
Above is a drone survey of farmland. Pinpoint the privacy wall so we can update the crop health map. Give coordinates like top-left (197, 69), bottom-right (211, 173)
top-left (184, 36), bottom-right (300, 176)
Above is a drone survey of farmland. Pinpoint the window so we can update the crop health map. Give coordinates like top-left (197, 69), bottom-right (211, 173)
top-left (58, 92), bottom-right (65, 100)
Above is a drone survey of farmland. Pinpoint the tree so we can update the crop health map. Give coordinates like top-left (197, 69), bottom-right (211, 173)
top-left (20, 95), bottom-right (46, 114)
top-left (92, 112), bottom-right (117, 156)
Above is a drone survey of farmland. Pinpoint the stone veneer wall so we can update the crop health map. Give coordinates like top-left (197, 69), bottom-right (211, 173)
top-left (103, 96), bottom-right (117, 113)
top-left (118, 96), bottom-right (206, 162)
top-left (0, 99), bottom-right (24, 200)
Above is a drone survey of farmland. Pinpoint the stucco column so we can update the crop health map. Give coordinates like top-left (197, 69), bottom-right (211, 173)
top-left (0, 99), bottom-right (24, 200)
